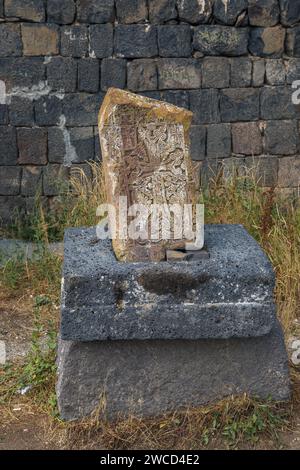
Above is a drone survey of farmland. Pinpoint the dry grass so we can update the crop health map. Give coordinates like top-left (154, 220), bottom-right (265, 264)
top-left (0, 160), bottom-right (300, 449)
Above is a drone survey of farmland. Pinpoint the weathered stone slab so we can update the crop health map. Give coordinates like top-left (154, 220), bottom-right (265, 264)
top-left (61, 224), bottom-right (277, 341)
top-left (98, 88), bottom-right (197, 262)
top-left (57, 319), bottom-right (290, 421)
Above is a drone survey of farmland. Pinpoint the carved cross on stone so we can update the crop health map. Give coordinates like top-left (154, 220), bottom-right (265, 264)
top-left (98, 88), bottom-right (198, 262)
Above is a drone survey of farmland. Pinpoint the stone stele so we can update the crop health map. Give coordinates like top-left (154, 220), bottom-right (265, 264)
top-left (98, 87), bottom-right (197, 262)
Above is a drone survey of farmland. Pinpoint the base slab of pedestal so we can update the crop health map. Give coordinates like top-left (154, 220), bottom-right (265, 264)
top-left (56, 320), bottom-right (290, 421)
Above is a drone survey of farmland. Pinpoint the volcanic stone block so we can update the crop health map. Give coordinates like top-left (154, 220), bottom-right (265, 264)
top-left (190, 125), bottom-right (206, 161)
top-left (0, 58), bottom-right (45, 90)
top-left (0, 126), bottom-right (17, 165)
top-left (61, 26), bottom-right (89, 58)
top-left (128, 60), bottom-right (157, 92)
top-left (21, 24), bottom-right (59, 56)
top-left (116, 0), bottom-right (148, 23)
top-left (278, 156), bottom-right (300, 187)
top-left (0, 166), bottom-right (21, 195)
top-left (202, 57), bottom-right (230, 88)
top-left (0, 0), bottom-right (3, 16)
top-left (57, 318), bottom-right (290, 421)
top-left (252, 59), bottom-right (265, 87)
top-left (246, 156), bottom-right (278, 187)
top-left (286, 27), bottom-right (300, 57)
top-left (0, 105), bottom-right (8, 125)
top-left (214, 0), bottom-right (248, 26)
top-left (177, 0), bottom-right (212, 24)
top-left (61, 225), bottom-right (277, 341)
top-left (78, 59), bottom-right (99, 93)
top-left (68, 127), bottom-right (95, 163)
top-left (190, 89), bottom-right (220, 124)
top-left (286, 59), bottom-right (300, 84)
top-left (17, 127), bottom-right (47, 165)
top-left (207, 123), bottom-right (231, 158)
top-left (21, 166), bottom-right (42, 196)
top-left (47, 58), bottom-right (77, 92)
top-left (260, 87), bottom-right (298, 120)
top-left (280, 0), bottom-right (300, 27)
top-left (232, 122), bottom-right (263, 155)
top-left (193, 26), bottom-right (248, 56)
top-left (249, 26), bottom-right (285, 58)
top-left (34, 95), bottom-right (62, 126)
top-left (248, 0), bottom-right (280, 27)
top-left (63, 93), bottom-right (104, 126)
top-left (0, 24), bottom-right (22, 57)
top-left (98, 88), bottom-right (196, 261)
top-left (158, 59), bottom-right (201, 89)
top-left (77, 0), bottom-right (114, 23)
top-left (115, 25), bottom-right (158, 58)
top-left (48, 128), bottom-right (65, 164)
top-left (220, 88), bottom-right (260, 122)
top-left (264, 120), bottom-right (298, 155)
top-left (149, 0), bottom-right (177, 23)
top-left (230, 58), bottom-right (252, 87)
top-left (89, 24), bottom-right (113, 58)
top-left (9, 97), bottom-right (34, 126)
top-left (43, 164), bottom-right (69, 196)
top-left (101, 59), bottom-right (127, 92)
top-left (265, 60), bottom-right (286, 85)
top-left (158, 25), bottom-right (192, 58)
top-left (0, 196), bottom-right (25, 224)
top-left (47, 0), bottom-right (76, 24)
top-left (162, 90), bottom-right (189, 109)
top-left (5, 0), bottom-right (45, 22)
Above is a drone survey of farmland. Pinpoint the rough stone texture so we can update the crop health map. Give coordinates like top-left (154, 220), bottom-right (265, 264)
top-left (47, 57), bottom-right (77, 92)
top-left (43, 164), bottom-right (69, 196)
top-left (158, 25), bottom-right (192, 58)
top-left (47, 0), bottom-right (76, 25)
top-left (17, 127), bottom-right (47, 165)
top-left (280, 0), bottom-right (300, 27)
top-left (21, 24), bottom-right (59, 56)
top-left (77, 0), bottom-right (114, 23)
top-left (61, 26), bottom-right (89, 58)
top-left (78, 59), bottom-right (99, 93)
top-left (278, 156), bottom-right (300, 187)
top-left (286, 27), bottom-right (300, 57)
top-left (190, 89), bottom-right (220, 124)
top-left (149, 0), bottom-right (177, 23)
top-left (0, 126), bottom-right (17, 165)
top-left (0, 24), bottom-right (22, 57)
top-left (63, 93), bottom-right (103, 126)
top-left (115, 25), bottom-right (158, 58)
top-left (98, 88), bottom-right (196, 261)
top-left (247, 156), bottom-right (278, 187)
top-left (230, 57), bottom-right (252, 87)
top-left (127, 60), bottom-right (157, 92)
top-left (48, 127), bottom-right (65, 164)
top-left (252, 59), bottom-right (265, 86)
top-left (265, 59), bottom-right (286, 85)
top-left (190, 125), bottom-right (206, 161)
top-left (158, 59), bottom-right (201, 89)
top-left (286, 58), bottom-right (300, 84)
top-left (202, 57), bottom-right (230, 88)
top-left (0, 166), bottom-right (21, 195)
top-left (34, 95), bottom-right (62, 126)
top-left (5, 0), bottom-right (45, 22)
top-left (264, 120), bottom-right (298, 155)
top-left (116, 0), bottom-right (148, 24)
top-left (21, 166), bottom-right (42, 196)
top-left (9, 97), bottom-right (34, 126)
top-left (89, 24), bottom-right (113, 58)
top-left (220, 88), bottom-right (260, 122)
top-left (177, 0), bottom-right (212, 24)
top-left (61, 224), bottom-right (277, 341)
top-left (101, 58), bottom-right (126, 91)
top-left (193, 26), bottom-right (248, 56)
top-left (214, 0), bottom-right (248, 26)
top-left (162, 90), bottom-right (189, 109)
top-left (232, 122), bottom-right (263, 155)
top-left (68, 127), bottom-right (95, 163)
top-left (0, 105), bottom-right (8, 125)
top-left (249, 26), bottom-right (285, 58)
top-left (248, 0), bottom-right (280, 27)
top-left (0, 196), bottom-right (25, 223)
top-left (207, 123), bottom-right (231, 158)
top-left (0, 57), bottom-right (45, 90)
top-left (260, 86), bottom-right (298, 120)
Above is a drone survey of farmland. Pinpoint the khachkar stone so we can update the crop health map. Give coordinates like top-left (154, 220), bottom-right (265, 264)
top-left (98, 88), bottom-right (198, 262)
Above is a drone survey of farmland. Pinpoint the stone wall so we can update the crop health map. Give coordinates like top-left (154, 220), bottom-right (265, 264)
top-left (0, 0), bottom-right (300, 224)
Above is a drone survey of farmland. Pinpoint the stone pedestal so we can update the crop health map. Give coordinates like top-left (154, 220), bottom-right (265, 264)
top-left (56, 225), bottom-right (290, 421)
